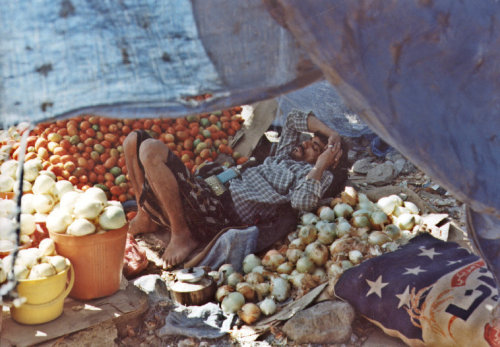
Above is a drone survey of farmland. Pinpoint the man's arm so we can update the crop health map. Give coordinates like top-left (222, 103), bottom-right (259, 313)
top-left (306, 112), bottom-right (341, 147)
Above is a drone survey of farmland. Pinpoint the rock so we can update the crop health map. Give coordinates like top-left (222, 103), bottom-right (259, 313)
top-left (347, 149), bottom-right (358, 163)
top-left (133, 274), bottom-right (170, 303)
top-left (366, 162), bottom-right (395, 185)
top-left (393, 158), bottom-right (407, 176)
top-left (178, 338), bottom-right (197, 347)
top-left (282, 300), bottom-right (355, 344)
top-left (352, 158), bottom-right (375, 174)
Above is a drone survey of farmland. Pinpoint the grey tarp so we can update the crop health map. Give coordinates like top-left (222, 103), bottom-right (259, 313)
top-left (1, 1), bottom-right (500, 287)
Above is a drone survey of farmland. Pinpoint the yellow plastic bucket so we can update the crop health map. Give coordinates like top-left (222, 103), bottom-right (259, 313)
top-left (11, 264), bottom-right (74, 325)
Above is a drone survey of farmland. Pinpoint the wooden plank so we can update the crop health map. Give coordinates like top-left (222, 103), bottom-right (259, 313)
top-left (0, 283), bottom-right (148, 347)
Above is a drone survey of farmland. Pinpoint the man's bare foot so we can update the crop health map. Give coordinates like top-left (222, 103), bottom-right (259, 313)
top-left (161, 229), bottom-right (199, 269)
top-left (129, 210), bottom-right (161, 236)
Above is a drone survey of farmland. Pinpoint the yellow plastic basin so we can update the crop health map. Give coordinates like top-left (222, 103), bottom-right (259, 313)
top-left (11, 264), bottom-right (74, 325)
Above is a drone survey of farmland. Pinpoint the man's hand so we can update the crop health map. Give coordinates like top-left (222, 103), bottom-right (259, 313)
top-left (328, 133), bottom-right (341, 148)
top-left (307, 141), bottom-right (343, 181)
top-left (317, 141), bottom-right (343, 170)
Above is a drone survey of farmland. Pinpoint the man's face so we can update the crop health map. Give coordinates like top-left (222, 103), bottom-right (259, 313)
top-left (290, 136), bottom-right (327, 164)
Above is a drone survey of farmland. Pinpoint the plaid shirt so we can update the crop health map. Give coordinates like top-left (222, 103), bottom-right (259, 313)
top-left (229, 110), bottom-right (333, 224)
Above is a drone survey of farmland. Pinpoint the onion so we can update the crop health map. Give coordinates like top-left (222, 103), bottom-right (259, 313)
top-left (298, 225), bottom-right (317, 244)
top-left (46, 255), bottom-right (68, 273)
top-left (46, 208), bottom-right (73, 234)
top-left (368, 230), bottom-right (391, 246)
top-left (262, 250), bottom-right (285, 271)
top-left (318, 206), bottom-right (335, 222)
top-left (340, 186), bottom-right (358, 206)
top-left (382, 241), bottom-right (399, 252)
top-left (13, 180), bottom-right (32, 194)
top-left (301, 212), bottom-right (318, 225)
top-left (59, 191), bottom-right (82, 213)
top-left (251, 265), bottom-right (265, 274)
top-left (296, 256), bottom-right (315, 274)
top-left (352, 208), bottom-right (370, 217)
top-left (396, 213), bottom-right (415, 230)
top-left (352, 215), bottom-right (370, 228)
top-left (245, 272), bottom-right (264, 285)
top-left (1, 160), bottom-right (18, 178)
top-left (384, 224), bottom-right (401, 239)
top-left (67, 218), bottom-right (96, 236)
top-left (236, 282), bottom-right (255, 301)
top-left (289, 273), bottom-right (305, 288)
top-left (259, 297), bottom-right (277, 316)
top-left (312, 268), bottom-right (327, 283)
top-left (28, 262), bottom-right (56, 279)
top-left (221, 292), bottom-right (245, 314)
top-left (340, 260), bottom-right (354, 270)
top-left (54, 180), bottom-right (74, 199)
top-left (219, 263), bottom-right (235, 279)
top-left (333, 203), bottom-right (353, 218)
top-left (270, 276), bottom-right (290, 302)
top-left (316, 222), bottom-right (336, 245)
top-left (23, 159), bottom-right (42, 182)
top-left (285, 248), bottom-right (303, 264)
top-left (369, 211), bottom-right (388, 230)
top-left (0, 175), bottom-right (15, 193)
top-left (377, 195), bottom-right (403, 215)
top-left (238, 303), bottom-right (261, 325)
top-left (32, 174), bottom-right (56, 195)
top-left (327, 262), bottom-right (344, 278)
top-left (329, 238), bottom-right (350, 255)
top-left (38, 238), bottom-right (56, 256)
top-left (2, 255), bottom-right (13, 273)
top-left (227, 272), bottom-right (244, 287)
top-left (254, 282), bottom-right (270, 300)
top-left (336, 220), bottom-right (351, 237)
top-left (17, 248), bottom-right (41, 268)
top-left (33, 193), bottom-right (55, 214)
top-left (289, 237), bottom-right (306, 251)
top-left (19, 214), bottom-right (35, 236)
top-left (0, 266), bottom-right (6, 284)
top-left (0, 199), bottom-right (17, 218)
top-left (276, 261), bottom-right (294, 275)
top-left (75, 198), bottom-right (103, 220)
top-left (39, 170), bottom-right (56, 181)
top-left (14, 264), bottom-right (30, 280)
top-left (83, 187), bottom-right (108, 205)
top-left (348, 250), bottom-right (363, 265)
top-left (20, 194), bottom-right (36, 214)
top-left (216, 284), bottom-right (234, 302)
top-left (0, 217), bottom-right (16, 241)
top-left (393, 206), bottom-right (411, 217)
top-left (404, 201), bottom-right (420, 214)
top-left (242, 254), bottom-right (261, 274)
top-left (98, 205), bottom-right (126, 230)
top-left (369, 245), bottom-right (383, 257)
top-left (304, 242), bottom-right (329, 266)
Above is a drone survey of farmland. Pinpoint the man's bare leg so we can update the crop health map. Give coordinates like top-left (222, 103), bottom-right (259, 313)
top-left (123, 132), bottom-right (161, 236)
top-left (139, 138), bottom-right (199, 268)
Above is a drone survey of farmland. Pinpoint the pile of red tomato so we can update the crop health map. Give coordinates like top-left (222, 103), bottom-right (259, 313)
top-left (5, 106), bottom-right (246, 203)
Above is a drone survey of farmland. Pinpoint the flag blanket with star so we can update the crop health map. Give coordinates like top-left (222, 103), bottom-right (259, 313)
top-left (334, 233), bottom-right (499, 347)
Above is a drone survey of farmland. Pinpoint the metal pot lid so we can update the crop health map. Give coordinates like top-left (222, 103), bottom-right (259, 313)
top-left (176, 267), bottom-right (206, 283)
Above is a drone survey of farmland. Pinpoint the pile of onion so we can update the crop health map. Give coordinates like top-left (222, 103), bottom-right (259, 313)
top-left (213, 186), bottom-right (427, 325)
top-left (1, 238), bottom-right (70, 283)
